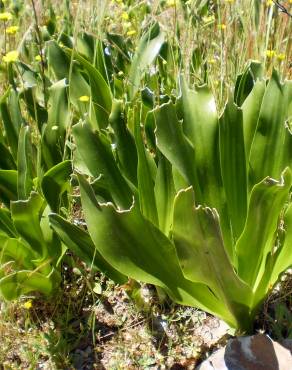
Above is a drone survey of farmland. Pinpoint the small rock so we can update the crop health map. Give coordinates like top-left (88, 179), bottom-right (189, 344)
top-left (196, 334), bottom-right (292, 370)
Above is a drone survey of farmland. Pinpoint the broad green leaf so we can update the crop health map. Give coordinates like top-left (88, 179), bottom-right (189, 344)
top-left (154, 153), bottom-right (175, 235)
top-left (49, 213), bottom-right (127, 284)
top-left (241, 80), bottom-right (265, 160)
top-left (78, 174), bottom-right (235, 326)
top-left (236, 168), bottom-right (292, 286)
top-left (0, 170), bottom-right (18, 207)
top-left (220, 101), bottom-right (247, 241)
top-left (179, 81), bottom-right (225, 220)
top-left (76, 32), bottom-right (95, 63)
top-left (154, 101), bottom-right (202, 201)
top-left (234, 61), bottom-right (263, 106)
top-left (46, 40), bottom-right (90, 109)
top-left (47, 40), bottom-right (71, 79)
top-left (172, 187), bottom-right (252, 328)
top-left (42, 160), bottom-right (72, 213)
top-left (0, 208), bottom-right (17, 237)
top-left (0, 89), bottom-right (21, 159)
top-left (42, 79), bottom-right (70, 169)
top-left (64, 47), bottom-right (112, 130)
top-left (128, 23), bottom-right (164, 99)
top-left (72, 121), bottom-right (133, 209)
top-left (0, 270), bottom-right (53, 300)
top-left (109, 100), bottom-right (138, 185)
top-left (21, 88), bottom-right (48, 130)
top-left (270, 204), bottom-right (292, 283)
top-left (0, 143), bottom-right (16, 170)
top-left (0, 238), bottom-right (35, 269)
top-left (11, 192), bottom-right (47, 257)
top-left (134, 109), bottom-right (158, 225)
top-left (249, 70), bottom-right (292, 185)
top-left (17, 126), bottom-right (34, 200)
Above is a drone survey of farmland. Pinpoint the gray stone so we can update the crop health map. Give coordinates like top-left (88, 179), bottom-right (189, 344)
top-left (196, 334), bottom-right (292, 370)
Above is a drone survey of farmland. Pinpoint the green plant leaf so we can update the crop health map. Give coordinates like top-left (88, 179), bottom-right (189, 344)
top-left (0, 89), bottom-right (21, 160)
top-left (128, 23), bottom-right (164, 99)
top-left (42, 79), bottom-right (70, 169)
top-left (64, 47), bottom-right (112, 130)
top-left (154, 153), bottom-right (175, 235)
top-left (236, 168), bottom-right (292, 286)
top-left (42, 160), bottom-right (72, 213)
top-left (11, 192), bottom-right (47, 257)
top-left (249, 70), bottom-right (292, 185)
top-left (49, 213), bottom-right (127, 284)
top-left (0, 208), bottom-right (17, 237)
top-left (0, 270), bottom-right (53, 300)
top-left (72, 121), bottom-right (133, 209)
top-left (172, 187), bottom-right (252, 329)
top-left (77, 174), bottom-right (235, 326)
top-left (0, 238), bottom-right (35, 269)
top-left (17, 126), bottom-right (34, 200)
top-left (154, 101), bottom-right (201, 200)
top-left (241, 80), bottom-right (265, 160)
top-left (0, 142), bottom-right (16, 170)
top-left (134, 108), bottom-right (158, 225)
top-left (220, 101), bottom-right (247, 242)
top-left (109, 100), bottom-right (138, 185)
top-left (0, 170), bottom-right (18, 208)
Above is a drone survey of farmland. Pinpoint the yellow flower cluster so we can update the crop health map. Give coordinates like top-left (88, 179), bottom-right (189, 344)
top-left (266, 50), bottom-right (286, 61)
top-left (218, 23), bottom-right (226, 30)
top-left (3, 50), bottom-right (18, 63)
top-left (166, 0), bottom-right (178, 7)
top-left (266, 0), bottom-right (273, 6)
top-left (0, 12), bottom-right (13, 21)
top-left (208, 58), bottom-right (217, 65)
top-left (126, 29), bottom-right (136, 36)
top-left (22, 300), bottom-right (32, 310)
top-left (121, 12), bottom-right (129, 20)
top-left (6, 25), bottom-right (18, 34)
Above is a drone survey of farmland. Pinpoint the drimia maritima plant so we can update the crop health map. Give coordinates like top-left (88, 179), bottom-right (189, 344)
top-left (0, 7), bottom-right (291, 334)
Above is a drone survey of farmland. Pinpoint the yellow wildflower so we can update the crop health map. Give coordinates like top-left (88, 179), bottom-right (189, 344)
top-left (166, 0), bottom-right (177, 7)
top-left (22, 300), bottom-right (32, 310)
top-left (121, 12), bottom-right (129, 20)
top-left (79, 95), bottom-right (90, 102)
top-left (208, 58), bottom-right (217, 64)
top-left (117, 70), bottom-right (124, 76)
top-left (3, 50), bottom-right (18, 63)
top-left (6, 25), bottom-right (19, 34)
top-left (0, 12), bottom-right (13, 21)
top-left (277, 53), bottom-right (285, 61)
top-left (202, 15), bottom-right (215, 23)
top-left (266, 49), bottom-right (275, 58)
top-left (51, 125), bottom-right (58, 130)
top-left (35, 55), bottom-right (42, 61)
top-left (218, 23), bottom-right (226, 30)
top-left (225, 0), bottom-right (235, 2)
top-left (266, 0), bottom-right (273, 6)
top-left (126, 29), bottom-right (136, 36)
